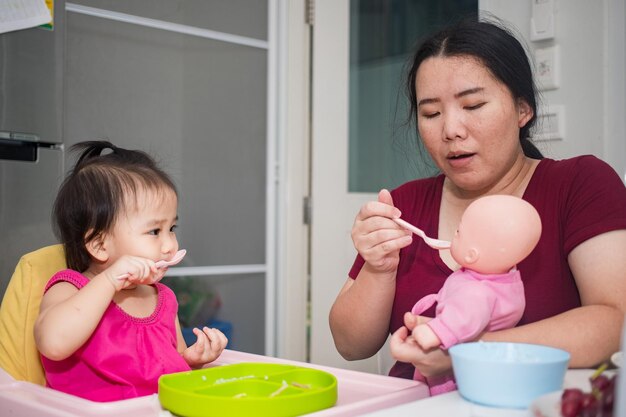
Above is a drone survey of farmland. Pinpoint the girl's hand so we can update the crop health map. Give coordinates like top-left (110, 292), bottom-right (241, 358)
top-left (352, 189), bottom-right (412, 275)
top-left (183, 327), bottom-right (228, 368)
top-left (102, 255), bottom-right (165, 291)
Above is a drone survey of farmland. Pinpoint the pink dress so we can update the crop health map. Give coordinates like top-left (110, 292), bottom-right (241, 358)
top-left (41, 270), bottom-right (191, 402)
top-left (410, 268), bottom-right (525, 395)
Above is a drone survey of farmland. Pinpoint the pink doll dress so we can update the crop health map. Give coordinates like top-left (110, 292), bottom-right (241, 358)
top-left (40, 269), bottom-right (191, 402)
top-left (411, 267), bottom-right (525, 395)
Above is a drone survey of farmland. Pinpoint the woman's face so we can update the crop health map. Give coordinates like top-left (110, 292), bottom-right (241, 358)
top-left (415, 55), bottom-right (533, 194)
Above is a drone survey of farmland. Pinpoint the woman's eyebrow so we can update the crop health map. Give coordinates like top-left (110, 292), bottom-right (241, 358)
top-left (455, 87), bottom-right (484, 98)
top-left (418, 87), bottom-right (485, 107)
top-left (418, 97), bottom-right (439, 107)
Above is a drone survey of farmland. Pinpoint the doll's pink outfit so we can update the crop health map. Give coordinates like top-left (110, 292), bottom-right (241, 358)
top-left (411, 267), bottom-right (525, 395)
top-left (40, 270), bottom-right (191, 402)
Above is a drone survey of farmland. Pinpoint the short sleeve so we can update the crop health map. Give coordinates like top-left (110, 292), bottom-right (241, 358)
top-left (562, 156), bottom-right (626, 254)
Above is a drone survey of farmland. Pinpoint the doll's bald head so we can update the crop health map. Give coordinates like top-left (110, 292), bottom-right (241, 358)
top-left (450, 195), bottom-right (541, 274)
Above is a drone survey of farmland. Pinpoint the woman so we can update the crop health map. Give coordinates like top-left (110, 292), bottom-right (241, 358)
top-left (328, 17), bottom-right (626, 383)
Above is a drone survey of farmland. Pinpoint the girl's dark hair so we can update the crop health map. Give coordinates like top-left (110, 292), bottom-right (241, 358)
top-left (407, 15), bottom-right (543, 159)
top-left (53, 141), bottom-right (177, 272)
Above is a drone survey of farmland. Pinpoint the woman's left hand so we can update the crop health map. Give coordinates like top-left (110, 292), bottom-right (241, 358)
top-left (390, 312), bottom-right (452, 378)
top-left (183, 327), bottom-right (228, 368)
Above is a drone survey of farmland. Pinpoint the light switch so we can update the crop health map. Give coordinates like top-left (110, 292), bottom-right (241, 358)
top-left (530, 0), bottom-right (555, 41)
top-left (535, 45), bottom-right (559, 90)
top-left (535, 105), bottom-right (565, 141)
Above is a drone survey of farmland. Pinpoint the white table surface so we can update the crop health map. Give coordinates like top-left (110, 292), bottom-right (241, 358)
top-left (360, 369), bottom-right (598, 417)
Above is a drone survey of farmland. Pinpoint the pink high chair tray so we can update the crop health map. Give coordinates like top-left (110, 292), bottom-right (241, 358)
top-left (0, 349), bottom-right (428, 417)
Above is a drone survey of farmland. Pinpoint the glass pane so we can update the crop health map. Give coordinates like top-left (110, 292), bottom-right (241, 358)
top-left (348, 0), bottom-right (477, 192)
top-left (65, 4), bottom-right (267, 354)
top-left (162, 273), bottom-right (264, 354)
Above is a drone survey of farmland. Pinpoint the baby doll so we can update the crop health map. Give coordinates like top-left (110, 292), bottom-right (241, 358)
top-left (392, 194), bottom-right (541, 395)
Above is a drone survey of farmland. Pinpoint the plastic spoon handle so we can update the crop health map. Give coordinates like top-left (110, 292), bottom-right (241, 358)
top-left (155, 249), bottom-right (187, 268)
top-left (117, 249), bottom-right (187, 280)
top-left (393, 218), bottom-right (451, 250)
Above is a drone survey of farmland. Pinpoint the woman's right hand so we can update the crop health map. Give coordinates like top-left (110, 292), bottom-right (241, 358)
top-left (352, 189), bottom-right (413, 275)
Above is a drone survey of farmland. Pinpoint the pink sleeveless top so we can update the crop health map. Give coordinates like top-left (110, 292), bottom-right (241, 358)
top-left (40, 270), bottom-right (191, 402)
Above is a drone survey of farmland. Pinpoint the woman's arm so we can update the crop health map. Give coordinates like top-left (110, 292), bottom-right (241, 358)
top-left (330, 274), bottom-right (396, 360)
top-left (485, 229), bottom-right (626, 367)
top-left (329, 189), bottom-right (413, 360)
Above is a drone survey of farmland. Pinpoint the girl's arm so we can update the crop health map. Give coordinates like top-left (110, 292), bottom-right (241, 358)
top-left (175, 315), bottom-right (188, 353)
top-left (175, 313), bottom-right (227, 369)
top-left (34, 275), bottom-right (116, 361)
top-left (35, 255), bottom-right (164, 361)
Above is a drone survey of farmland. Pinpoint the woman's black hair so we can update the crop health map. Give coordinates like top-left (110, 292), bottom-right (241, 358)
top-left (52, 140), bottom-right (177, 272)
top-left (406, 15), bottom-right (543, 159)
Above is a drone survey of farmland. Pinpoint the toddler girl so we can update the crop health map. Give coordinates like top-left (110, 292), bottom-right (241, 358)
top-left (34, 141), bottom-right (227, 402)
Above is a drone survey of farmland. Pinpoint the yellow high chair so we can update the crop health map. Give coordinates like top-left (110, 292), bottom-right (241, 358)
top-left (0, 244), bottom-right (66, 385)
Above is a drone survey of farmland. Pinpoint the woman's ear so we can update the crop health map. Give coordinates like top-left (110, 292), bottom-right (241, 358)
top-left (85, 231), bottom-right (109, 262)
top-left (517, 99), bottom-right (534, 128)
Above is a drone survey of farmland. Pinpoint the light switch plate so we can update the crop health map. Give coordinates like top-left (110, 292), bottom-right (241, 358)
top-left (535, 45), bottom-right (560, 90)
top-left (530, 0), bottom-right (555, 41)
top-left (535, 105), bottom-right (565, 141)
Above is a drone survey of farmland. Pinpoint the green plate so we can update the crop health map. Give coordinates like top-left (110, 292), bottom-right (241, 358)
top-left (158, 362), bottom-right (338, 417)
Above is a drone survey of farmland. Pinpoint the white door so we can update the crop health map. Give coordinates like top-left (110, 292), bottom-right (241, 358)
top-left (310, 0), bottom-right (377, 372)
top-left (309, 0), bottom-right (477, 373)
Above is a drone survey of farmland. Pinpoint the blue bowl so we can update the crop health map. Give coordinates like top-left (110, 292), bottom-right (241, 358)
top-left (449, 342), bottom-right (570, 409)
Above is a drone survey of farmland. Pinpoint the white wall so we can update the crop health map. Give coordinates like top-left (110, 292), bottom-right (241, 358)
top-left (480, 0), bottom-right (625, 179)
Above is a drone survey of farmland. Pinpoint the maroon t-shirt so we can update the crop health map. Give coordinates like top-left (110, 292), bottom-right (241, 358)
top-left (348, 156), bottom-right (626, 379)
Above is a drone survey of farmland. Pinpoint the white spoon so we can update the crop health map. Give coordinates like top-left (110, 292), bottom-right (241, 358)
top-left (393, 218), bottom-right (451, 250)
top-left (117, 249), bottom-right (187, 280)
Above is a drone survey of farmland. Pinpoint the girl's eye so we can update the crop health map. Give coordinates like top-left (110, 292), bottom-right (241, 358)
top-left (169, 225), bottom-right (178, 233)
top-left (149, 229), bottom-right (160, 236)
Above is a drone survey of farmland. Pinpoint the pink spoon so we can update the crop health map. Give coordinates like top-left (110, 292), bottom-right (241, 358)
top-left (393, 218), bottom-right (451, 250)
top-left (155, 249), bottom-right (187, 268)
top-left (117, 249), bottom-right (187, 280)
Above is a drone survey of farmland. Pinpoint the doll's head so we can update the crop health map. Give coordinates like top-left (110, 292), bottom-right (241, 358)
top-left (450, 195), bottom-right (541, 274)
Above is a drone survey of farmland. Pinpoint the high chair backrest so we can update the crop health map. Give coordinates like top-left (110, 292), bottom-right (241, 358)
top-left (0, 245), bottom-right (66, 385)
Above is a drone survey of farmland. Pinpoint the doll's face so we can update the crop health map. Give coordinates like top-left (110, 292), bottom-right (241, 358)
top-left (450, 218), bottom-right (480, 268)
top-left (450, 195), bottom-right (541, 274)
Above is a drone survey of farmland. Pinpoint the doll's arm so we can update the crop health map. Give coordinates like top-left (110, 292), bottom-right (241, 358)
top-left (412, 323), bottom-right (442, 350)
top-left (428, 285), bottom-right (496, 349)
